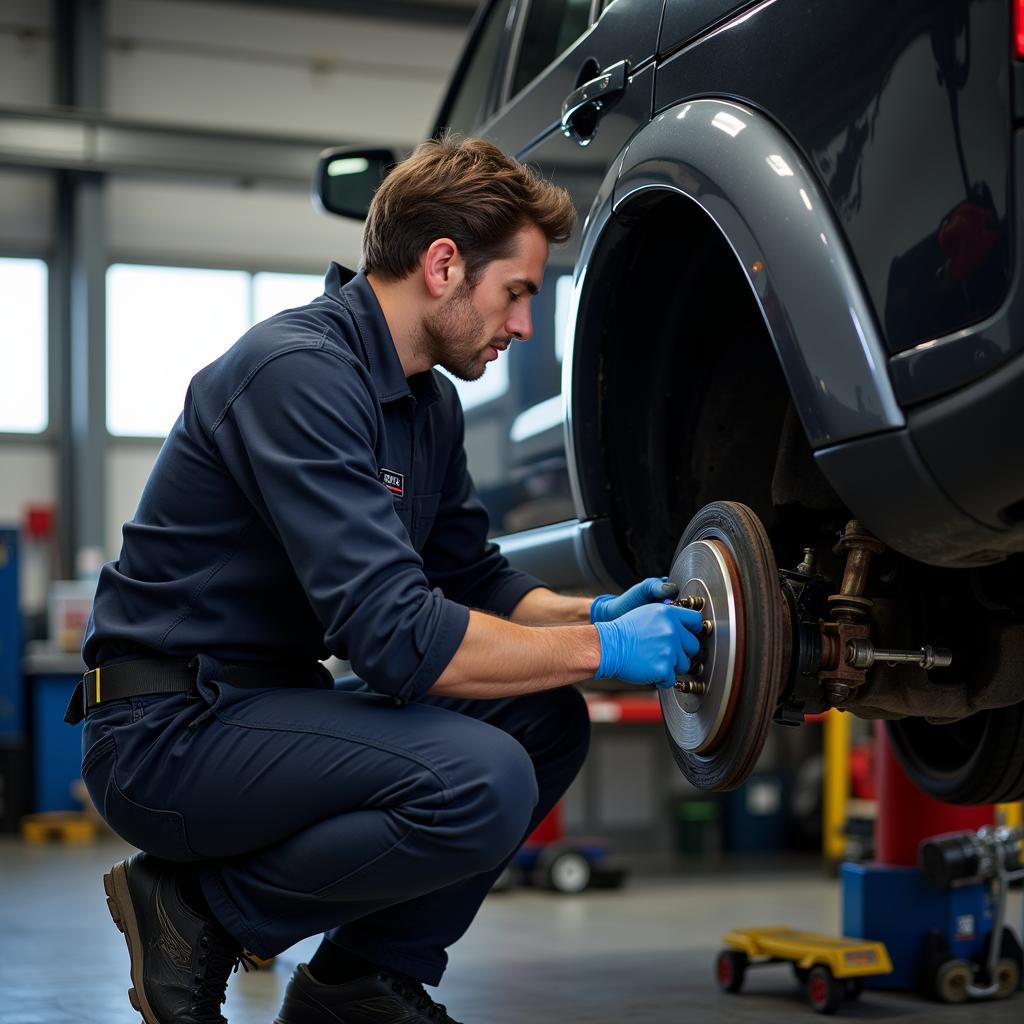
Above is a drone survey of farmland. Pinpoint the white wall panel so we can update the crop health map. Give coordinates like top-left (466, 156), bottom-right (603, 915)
top-left (0, 2), bottom-right (53, 108)
top-left (108, 177), bottom-right (364, 270)
top-left (0, 445), bottom-right (55, 525)
top-left (0, 0), bottom-right (51, 23)
top-left (107, 442), bottom-right (161, 558)
top-left (109, 0), bottom-right (461, 67)
top-left (0, 171), bottom-right (52, 252)
top-left (107, 0), bottom-right (461, 145)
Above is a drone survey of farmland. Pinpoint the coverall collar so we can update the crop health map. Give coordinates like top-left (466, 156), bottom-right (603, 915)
top-left (325, 262), bottom-right (441, 407)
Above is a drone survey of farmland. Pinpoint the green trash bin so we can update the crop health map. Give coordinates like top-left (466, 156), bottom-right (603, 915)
top-left (674, 799), bottom-right (721, 859)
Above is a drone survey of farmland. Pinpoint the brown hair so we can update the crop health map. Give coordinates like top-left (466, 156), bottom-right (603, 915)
top-left (361, 134), bottom-right (576, 283)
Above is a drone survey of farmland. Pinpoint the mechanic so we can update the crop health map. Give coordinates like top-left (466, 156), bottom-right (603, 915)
top-left (67, 135), bottom-right (703, 1024)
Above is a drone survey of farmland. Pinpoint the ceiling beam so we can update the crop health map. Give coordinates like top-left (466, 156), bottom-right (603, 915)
top-left (0, 105), bottom-right (400, 186)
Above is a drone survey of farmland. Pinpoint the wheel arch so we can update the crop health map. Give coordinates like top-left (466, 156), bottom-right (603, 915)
top-left (562, 98), bottom-right (903, 577)
top-left (611, 97), bottom-right (904, 444)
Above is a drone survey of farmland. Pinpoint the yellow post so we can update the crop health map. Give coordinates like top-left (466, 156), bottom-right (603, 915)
top-left (996, 803), bottom-right (1023, 829)
top-left (823, 709), bottom-right (852, 864)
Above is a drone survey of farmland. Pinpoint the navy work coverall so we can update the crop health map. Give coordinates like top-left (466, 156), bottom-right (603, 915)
top-left (78, 264), bottom-right (591, 983)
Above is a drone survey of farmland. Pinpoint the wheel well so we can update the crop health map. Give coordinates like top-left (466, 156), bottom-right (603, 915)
top-left (571, 190), bottom-right (1024, 721)
top-left (579, 189), bottom-right (844, 577)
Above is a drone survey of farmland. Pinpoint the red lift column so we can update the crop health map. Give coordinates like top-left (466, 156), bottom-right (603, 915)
top-left (874, 722), bottom-right (994, 865)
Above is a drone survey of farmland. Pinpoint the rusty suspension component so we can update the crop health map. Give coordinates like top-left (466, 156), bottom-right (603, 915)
top-left (816, 520), bottom-right (882, 705)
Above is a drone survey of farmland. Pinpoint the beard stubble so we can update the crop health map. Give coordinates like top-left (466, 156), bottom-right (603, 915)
top-left (421, 280), bottom-right (501, 382)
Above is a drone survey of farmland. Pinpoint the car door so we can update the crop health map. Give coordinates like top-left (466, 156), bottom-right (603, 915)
top-left (435, 0), bottom-right (663, 537)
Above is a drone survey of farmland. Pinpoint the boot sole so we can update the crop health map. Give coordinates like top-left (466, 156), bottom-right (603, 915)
top-left (104, 861), bottom-right (161, 1024)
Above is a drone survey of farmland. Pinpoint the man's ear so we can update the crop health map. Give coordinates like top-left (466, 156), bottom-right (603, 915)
top-left (422, 238), bottom-right (463, 299)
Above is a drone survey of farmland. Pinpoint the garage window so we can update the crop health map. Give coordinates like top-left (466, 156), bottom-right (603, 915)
top-left (0, 257), bottom-right (48, 434)
top-left (107, 265), bottom-right (323, 437)
top-left (252, 271), bottom-right (323, 324)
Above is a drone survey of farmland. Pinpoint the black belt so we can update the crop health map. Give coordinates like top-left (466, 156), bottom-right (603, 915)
top-left (64, 657), bottom-right (327, 725)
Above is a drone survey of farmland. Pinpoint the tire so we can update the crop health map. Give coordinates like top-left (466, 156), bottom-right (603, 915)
top-left (994, 958), bottom-right (1020, 999)
top-left (716, 950), bottom-right (747, 993)
top-left (806, 965), bottom-right (842, 1014)
top-left (991, 926), bottom-right (1024, 991)
top-left (541, 850), bottom-right (591, 894)
top-left (887, 702), bottom-right (1024, 804)
top-left (792, 964), bottom-right (810, 985)
top-left (916, 928), bottom-right (953, 999)
top-left (934, 959), bottom-right (972, 1003)
top-left (843, 978), bottom-right (864, 1001)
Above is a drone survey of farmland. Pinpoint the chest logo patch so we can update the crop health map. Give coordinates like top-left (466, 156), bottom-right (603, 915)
top-left (379, 468), bottom-right (405, 497)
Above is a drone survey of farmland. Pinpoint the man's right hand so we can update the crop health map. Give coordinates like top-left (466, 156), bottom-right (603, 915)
top-left (594, 603), bottom-right (704, 689)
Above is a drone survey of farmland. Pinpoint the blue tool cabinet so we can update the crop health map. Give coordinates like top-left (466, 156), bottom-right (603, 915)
top-left (0, 528), bottom-right (23, 739)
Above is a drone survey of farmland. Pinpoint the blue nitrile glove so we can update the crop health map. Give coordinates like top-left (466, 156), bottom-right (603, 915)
top-left (594, 603), bottom-right (703, 689)
top-left (590, 577), bottom-right (680, 623)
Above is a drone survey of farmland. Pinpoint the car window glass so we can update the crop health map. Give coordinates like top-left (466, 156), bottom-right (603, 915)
top-left (446, 0), bottom-right (514, 134)
top-left (510, 0), bottom-right (592, 99)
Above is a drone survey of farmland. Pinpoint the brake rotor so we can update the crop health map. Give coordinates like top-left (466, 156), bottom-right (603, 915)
top-left (663, 538), bottom-right (744, 754)
top-left (659, 501), bottom-right (785, 791)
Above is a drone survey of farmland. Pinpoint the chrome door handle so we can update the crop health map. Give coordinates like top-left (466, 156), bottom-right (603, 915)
top-left (561, 60), bottom-right (627, 145)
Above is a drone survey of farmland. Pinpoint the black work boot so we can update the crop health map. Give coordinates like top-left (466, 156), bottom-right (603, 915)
top-left (103, 852), bottom-right (254, 1023)
top-left (274, 964), bottom-right (464, 1024)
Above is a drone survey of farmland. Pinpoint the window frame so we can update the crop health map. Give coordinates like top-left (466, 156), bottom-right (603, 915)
top-left (432, 0), bottom-right (522, 136)
top-left (104, 256), bottom-right (325, 441)
top-left (0, 249), bottom-right (54, 445)
top-left (496, 0), bottom-right (601, 113)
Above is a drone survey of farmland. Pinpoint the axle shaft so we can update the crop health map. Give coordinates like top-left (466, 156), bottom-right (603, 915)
top-left (846, 639), bottom-right (953, 671)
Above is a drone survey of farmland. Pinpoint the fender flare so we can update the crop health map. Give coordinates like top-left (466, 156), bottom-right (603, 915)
top-left (562, 97), bottom-right (904, 519)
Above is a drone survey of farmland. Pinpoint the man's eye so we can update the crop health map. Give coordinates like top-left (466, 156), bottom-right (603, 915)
top-left (508, 290), bottom-right (520, 302)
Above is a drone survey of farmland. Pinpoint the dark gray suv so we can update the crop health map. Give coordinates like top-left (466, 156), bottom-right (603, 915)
top-left (317, 0), bottom-right (1024, 803)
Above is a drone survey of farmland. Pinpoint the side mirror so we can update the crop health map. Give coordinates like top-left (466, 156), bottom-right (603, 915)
top-left (314, 146), bottom-right (399, 220)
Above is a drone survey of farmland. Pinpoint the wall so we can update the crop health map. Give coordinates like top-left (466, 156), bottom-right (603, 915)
top-left (0, 0), bottom-right (54, 107)
top-left (0, 0), bottom-right (467, 578)
top-left (107, 0), bottom-right (459, 144)
top-left (0, 446), bottom-right (56, 527)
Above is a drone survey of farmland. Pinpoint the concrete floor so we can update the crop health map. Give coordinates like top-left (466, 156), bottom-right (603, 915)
top-left (1, 836), bottom-right (1021, 1023)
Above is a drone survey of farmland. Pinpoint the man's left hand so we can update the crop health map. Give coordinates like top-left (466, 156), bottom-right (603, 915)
top-left (590, 577), bottom-right (680, 624)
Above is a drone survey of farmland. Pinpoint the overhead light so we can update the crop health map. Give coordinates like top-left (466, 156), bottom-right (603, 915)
top-left (766, 154), bottom-right (794, 177)
top-left (327, 157), bottom-right (370, 177)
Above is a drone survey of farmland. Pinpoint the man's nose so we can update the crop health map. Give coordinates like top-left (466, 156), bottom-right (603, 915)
top-left (506, 305), bottom-right (533, 342)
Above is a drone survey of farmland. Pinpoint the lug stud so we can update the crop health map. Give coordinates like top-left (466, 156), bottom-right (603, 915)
top-left (675, 678), bottom-right (706, 696)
